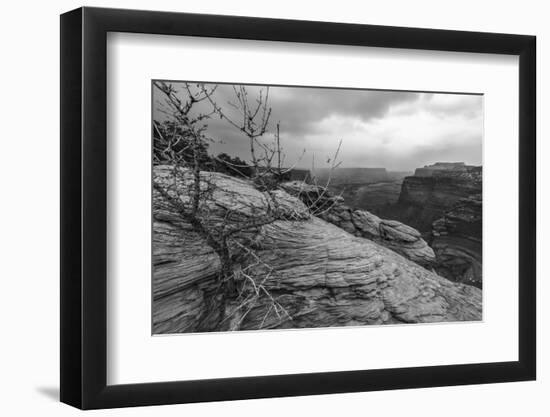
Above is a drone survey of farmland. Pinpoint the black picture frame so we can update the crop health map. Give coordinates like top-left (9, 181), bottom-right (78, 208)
top-left (60, 6), bottom-right (536, 410)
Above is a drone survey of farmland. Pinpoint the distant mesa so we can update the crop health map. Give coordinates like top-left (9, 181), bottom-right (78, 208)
top-left (414, 162), bottom-right (480, 177)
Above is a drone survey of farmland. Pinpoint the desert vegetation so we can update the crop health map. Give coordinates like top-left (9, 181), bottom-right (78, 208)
top-left (153, 81), bottom-right (345, 330)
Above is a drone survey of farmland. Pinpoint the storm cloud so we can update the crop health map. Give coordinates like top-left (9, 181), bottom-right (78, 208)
top-left (153, 82), bottom-right (482, 172)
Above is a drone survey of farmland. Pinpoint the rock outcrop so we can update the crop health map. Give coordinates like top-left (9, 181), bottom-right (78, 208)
top-left (395, 164), bottom-right (482, 233)
top-left (281, 181), bottom-right (436, 268)
top-left (431, 194), bottom-right (482, 288)
top-left (153, 165), bottom-right (481, 334)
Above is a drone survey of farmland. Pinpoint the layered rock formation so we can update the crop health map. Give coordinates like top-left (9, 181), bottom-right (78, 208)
top-left (431, 194), bottom-right (482, 288)
top-left (381, 163), bottom-right (483, 287)
top-left (153, 165), bottom-right (481, 334)
top-left (281, 182), bottom-right (436, 268)
top-left (414, 162), bottom-right (470, 177)
top-left (395, 163), bottom-right (482, 233)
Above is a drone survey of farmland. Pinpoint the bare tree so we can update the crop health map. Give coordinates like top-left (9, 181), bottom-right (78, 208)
top-left (300, 139), bottom-right (345, 216)
top-left (204, 85), bottom-right (308, 189)
top-left (153, 82), bottom-right (298, 331)
top-left (204, 85), bottom-right (271, 168)
top-left (153, 81), bottom-right (346, 332)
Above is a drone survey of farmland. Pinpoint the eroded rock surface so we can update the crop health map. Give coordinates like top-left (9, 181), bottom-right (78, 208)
top-left (152, 165), bottom-right (482, 334)
top-left (281, 181), bottom-right (436, 268)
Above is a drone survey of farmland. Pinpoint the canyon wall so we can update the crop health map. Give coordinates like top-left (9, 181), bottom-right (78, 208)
top-left (431, 194), bottom-right (482, 288)
top-left (391, 163), bottom-right (483, 287)
top-left (396, 164), bottom-right (482, 232)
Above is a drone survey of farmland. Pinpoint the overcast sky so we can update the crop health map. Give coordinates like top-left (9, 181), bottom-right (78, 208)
top-left (153, 82), bottom-right (483, 172)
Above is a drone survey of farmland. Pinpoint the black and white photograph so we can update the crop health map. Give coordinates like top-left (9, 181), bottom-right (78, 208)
top-left (152, 81), bottom-right (483, 334)
top-left (1, 0), bottom-right (544, 413)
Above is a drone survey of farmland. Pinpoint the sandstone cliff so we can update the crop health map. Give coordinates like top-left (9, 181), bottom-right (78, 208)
top-left (431, 194), bottom-right (482, 288)
top-left (395, 164), bottom-right (482, 233)
top-left (414, 162), bottom-right (469, 177)
top-left (385, 163), bottom-right (483, 287)
top-left (153, 165), bottom-right (482, 334)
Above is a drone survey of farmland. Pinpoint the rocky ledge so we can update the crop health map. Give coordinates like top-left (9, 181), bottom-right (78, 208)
top-left (153, 165), bottom-right (481, 333)
top-left (281, 181), bottom-right (436, 268)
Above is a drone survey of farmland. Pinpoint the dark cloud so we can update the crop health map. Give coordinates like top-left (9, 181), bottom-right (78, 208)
top-left (200, 84), bottom-right (422, 135)
top-left (269, 87), bottom-right (421, 136)
top-left (153, 82), bottom-right (482, 172)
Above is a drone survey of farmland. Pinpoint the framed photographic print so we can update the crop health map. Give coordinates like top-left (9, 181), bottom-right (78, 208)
top-left (60, 6), bottom-right (536, 409)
